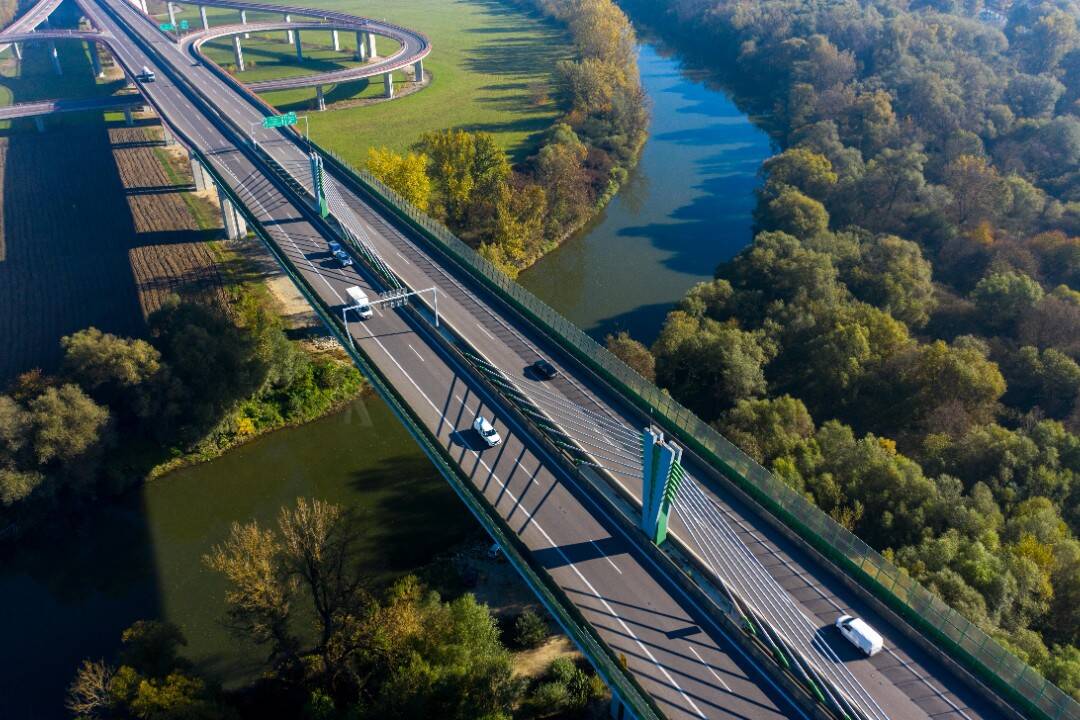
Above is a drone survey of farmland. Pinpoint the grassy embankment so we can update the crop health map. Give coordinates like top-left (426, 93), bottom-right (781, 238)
top-left (163, 0), bottom-right (569, 165)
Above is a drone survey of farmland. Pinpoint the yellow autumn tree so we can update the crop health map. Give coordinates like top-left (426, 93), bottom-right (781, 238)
top-left (366, 147), bottom-right (431, 211)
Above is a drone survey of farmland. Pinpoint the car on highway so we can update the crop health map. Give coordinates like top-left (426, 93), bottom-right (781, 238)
top-left (328, 240), bottom-right (353, 267)
top-left (472, 415), bottom-right (502, 447)
top-left (530, 358), bottom-right (558, 380)
top-left (346, 286), bottom-right (373, 320)
top-left (835, 614), bottom-right (884, 656)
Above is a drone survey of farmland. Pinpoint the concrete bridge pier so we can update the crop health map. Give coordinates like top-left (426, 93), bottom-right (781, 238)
top-left (199, 5), bottom-right (208, 30)
top-left (232, 34), bottom-right (244, 71)
top-left (89, 42), bottom-right (103, 77)
top-left (34, 116), bottom-right (45, 133)
top-left (190, 157), bottom-right (210, 191)
top-left (331, 29), bottom-right (340, 52)
top-left (217, 187), bottom-right (247, 240)
top-left (413, 59), bottom-right (423, 82)
top-left (283, 14), bottom-right (293, 44)
top-left (354, 31), bottom-right (365, 60)
top-left (294, 31), bottom-right (303, 61)
top-left (365, 31), bottom-right (377, 59)
top-left (162, 126), bottom-right (176, 146)
top-left (240, 9), bottom-right (249, 38)
top-left (123, 106), bottom-right (134, 125)
top-left (49, 42), bottom-right (62, 75)
top-left (383, 71), bottom-right (393, 98)
top-left (315, 84), bottom-right (325, 111)
top-left (12, 42), bottom-right (21, 60)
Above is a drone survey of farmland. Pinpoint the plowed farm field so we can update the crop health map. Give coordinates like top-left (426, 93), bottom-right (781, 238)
top-left (0, 123), bottom-right (225, 384)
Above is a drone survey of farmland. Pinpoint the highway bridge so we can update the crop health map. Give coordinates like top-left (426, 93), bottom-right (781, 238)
top-left (4, 1), bottom-right (1079, 719)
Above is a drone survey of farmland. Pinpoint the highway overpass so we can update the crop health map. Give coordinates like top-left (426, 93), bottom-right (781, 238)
top-left (6, 0), bottom-right (1079, 718)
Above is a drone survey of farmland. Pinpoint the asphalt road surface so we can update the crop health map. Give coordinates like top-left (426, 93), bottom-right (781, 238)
top-left (73, 0), bottom-right (1013, 717)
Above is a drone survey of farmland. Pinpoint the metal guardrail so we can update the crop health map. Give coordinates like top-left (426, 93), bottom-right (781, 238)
top-left (313, 144), bottom-right (1080, 720)
top-left (182, 144), bottom-right (666, 720)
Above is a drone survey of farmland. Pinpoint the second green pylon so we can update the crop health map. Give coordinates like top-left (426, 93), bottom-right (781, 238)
top-left (642, 428), bottom-right (685, 545)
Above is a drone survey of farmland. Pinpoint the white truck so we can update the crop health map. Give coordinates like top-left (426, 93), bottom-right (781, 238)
top-left (835, 615), bottom-right (884, 656)
top-left (346, 286), bottom-right (374, 319)
top-left (137, 66), bottom-right (156, 83)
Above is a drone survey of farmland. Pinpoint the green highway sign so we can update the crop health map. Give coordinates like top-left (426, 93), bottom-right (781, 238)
top-left (159, 22), bottom-right (174, 31)
top-left (179, 19), bottom-right (189, 29)
top-left (261, 112), bottom-right (298, 129)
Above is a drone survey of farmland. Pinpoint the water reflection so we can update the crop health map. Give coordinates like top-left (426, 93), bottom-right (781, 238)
top-left (520, 43), bottom-right (774, 345)
top-left (0, 395), bottom-right (475, 718)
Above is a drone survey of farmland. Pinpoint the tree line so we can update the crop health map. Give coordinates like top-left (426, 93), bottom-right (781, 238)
top-left (368, 0), bottom-right (648, 277)
top-left (605, 0), bottom-right (1080, 698)
top-left (0, 294), bottom-right (363, 542)
top-left (67, 498), bottom-right (608, 720)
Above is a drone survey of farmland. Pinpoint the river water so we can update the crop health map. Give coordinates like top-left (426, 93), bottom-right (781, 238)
top-left (521, 41), bottom-right (773, 345)
top-left (0, 28), bottom-right (772, 720)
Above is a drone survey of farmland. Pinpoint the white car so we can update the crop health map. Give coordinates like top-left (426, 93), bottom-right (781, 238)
top-left (835, 615), bottom-right (884, 656)
top-left (472, 415), bottom-right (501, 447)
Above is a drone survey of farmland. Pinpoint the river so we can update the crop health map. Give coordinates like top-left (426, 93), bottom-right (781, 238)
top-left (521, 39), bottom-right (774, 345)
top-left (0, 24), bottom-right (772, 720)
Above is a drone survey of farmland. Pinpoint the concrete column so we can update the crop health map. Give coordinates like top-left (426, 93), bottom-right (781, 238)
top-left (218, 187), bottom-right (246, 240)
top-left (162, 126), bottom-right (175, 146)
top-left (89, 42), bottom-right (103, 77)
top-left (366, 31), bottom-right (377, 59)
top-left (199, 5), bottom-right (208, 30)
top-left (12, 42), bottom-right (20, 60)
top-left (354, 31), bottom-right (365, 60)
top-left (383, 71), bottom-right (393, 98)
top-left (283, 14), bottom-right (293, 44)
top-left (412, 59), bottom-right (423, 82)
top-left (294, 31), bottom-right (303, 61)
top-left (190, 157), bottom-right (208, 191)
top-left (240, 9), bottom-right (249, 38)
top-left (232, 34), bottom-right (244, 71)
top-left (331, 29), bottom-right (340, 52)
top-left (34, 116), bottom-right (45, 133)
top-left (123, 106), bottom-right (134, 125)
top-left (315, 84), bottom-right (325, 111)
top-left (167, 2), bottom-right (176, 29)
top-left (49, 42), bottom-right (62, 75)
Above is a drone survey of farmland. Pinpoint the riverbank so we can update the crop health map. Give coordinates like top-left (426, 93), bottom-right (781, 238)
top-left (520, 36), bottom-right (773, 344)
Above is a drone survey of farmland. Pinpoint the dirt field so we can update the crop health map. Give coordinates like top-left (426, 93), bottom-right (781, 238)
top-left (0, 122), bottom-right (231, 384)
top-left (111, 125), bottom-right (230, 316)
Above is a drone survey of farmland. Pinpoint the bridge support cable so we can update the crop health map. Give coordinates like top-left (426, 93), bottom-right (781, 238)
top-left (462, 343), bottom-right (892, 719)
top-left (256, 149), bottom-right (403, 290)
top-left (677, 478), bottom-right (891, 720)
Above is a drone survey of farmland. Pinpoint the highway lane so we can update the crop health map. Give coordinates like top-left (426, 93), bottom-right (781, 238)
top-left (79, 0), bottom-right (811, 716)
top-left (91, 1), bottom-right (1016, 715)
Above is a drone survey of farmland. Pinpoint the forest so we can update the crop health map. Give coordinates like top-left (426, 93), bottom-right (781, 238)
top-left (66, 498), bottom-right (608, 720)
top-left (366, 0), bottom-right (649, 275)
top-left (0, 293), bottom-right (363, 542)
top-left (606, 0), bottom-right (1080, 698)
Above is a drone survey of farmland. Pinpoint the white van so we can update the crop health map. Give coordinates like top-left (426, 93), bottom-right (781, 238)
top-left (346, 286), bottom-right (373, 319)
top-left (835, 615), bottom-right (884, 656)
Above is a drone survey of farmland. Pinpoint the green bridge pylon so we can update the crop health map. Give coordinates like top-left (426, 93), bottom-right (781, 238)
top-left (310, 151), bottom-right (329, 218)
top-left (642, 428), bottom-right (685, 545)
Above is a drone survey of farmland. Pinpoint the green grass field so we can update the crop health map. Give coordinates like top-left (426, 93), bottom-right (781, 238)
top-left (163, 0), bottom-right (570, 166)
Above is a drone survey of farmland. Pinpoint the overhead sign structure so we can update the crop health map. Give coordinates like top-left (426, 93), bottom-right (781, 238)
top-left (261, 112), bottom-right (298, 129)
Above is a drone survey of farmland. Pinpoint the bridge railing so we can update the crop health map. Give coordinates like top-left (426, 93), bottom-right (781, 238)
top-left (315, 144), bottom-right (1080, 720)
top-left (184, 145), bottom-right (664, 720)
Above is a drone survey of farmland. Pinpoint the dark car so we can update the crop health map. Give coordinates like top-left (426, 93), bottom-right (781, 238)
top-left (531, 359), bottom-right (557, 380)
